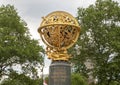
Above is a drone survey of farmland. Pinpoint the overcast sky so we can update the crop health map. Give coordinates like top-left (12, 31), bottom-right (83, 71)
top-left (0, 0), bottom-right (98, 39)
top-left (1, 0), bottom-right (120, 74)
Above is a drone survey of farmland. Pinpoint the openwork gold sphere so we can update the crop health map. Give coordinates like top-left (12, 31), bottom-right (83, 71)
top-left (38, 11), bottom-right (80, 61)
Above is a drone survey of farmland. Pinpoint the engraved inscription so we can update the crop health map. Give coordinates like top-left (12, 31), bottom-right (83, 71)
top-left (51, 67), bottom-right (67, 83)
top-left (49, 65), bottom-right (70, 85)
top-left (49, 62), bottom-right (71, 85)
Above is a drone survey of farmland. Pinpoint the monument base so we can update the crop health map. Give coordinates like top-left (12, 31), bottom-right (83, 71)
top-left (49, 61), bottom-right (71, 85)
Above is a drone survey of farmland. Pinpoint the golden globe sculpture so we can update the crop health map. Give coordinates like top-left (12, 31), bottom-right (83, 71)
top-left (38, 11), bottom-right (80, 61)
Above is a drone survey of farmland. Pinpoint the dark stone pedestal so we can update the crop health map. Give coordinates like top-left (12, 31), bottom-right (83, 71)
top-left (49, 61), bottom-right (71, 85)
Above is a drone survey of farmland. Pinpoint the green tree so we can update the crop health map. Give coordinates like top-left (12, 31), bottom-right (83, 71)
top-left (0, 5), bottom-right (44, 81)
top-left (0, 71), bottom-right (43, 85)
top-left (71, 73), bottom-right (88, 85)
top-left (70, 0), bottom-right (120, 84)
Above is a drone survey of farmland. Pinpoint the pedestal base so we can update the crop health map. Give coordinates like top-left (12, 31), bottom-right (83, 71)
top-left (49, 61), bottom-right (71, 85)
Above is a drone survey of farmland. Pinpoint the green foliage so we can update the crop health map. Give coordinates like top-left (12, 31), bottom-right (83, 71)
top-left (71, 73), bottom-right (88, 85)
top-left (0, 4), bottom-right (44, 81)
top-left (0, 72), bottom-right (42, 85)
top-left (70, 0), bottom-right (120, 84)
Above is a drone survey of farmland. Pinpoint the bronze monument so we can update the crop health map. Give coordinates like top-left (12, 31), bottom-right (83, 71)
top-left (38, 11), bottom-right (80, 85)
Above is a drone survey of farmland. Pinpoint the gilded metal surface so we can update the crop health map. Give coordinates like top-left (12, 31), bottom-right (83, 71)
top-left (38, 11), bottom-right (80, 61)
